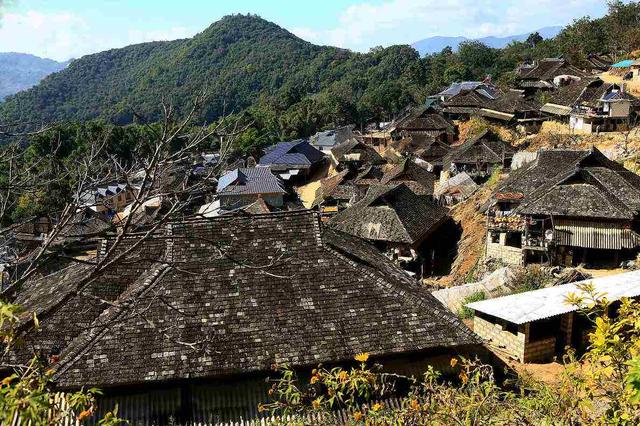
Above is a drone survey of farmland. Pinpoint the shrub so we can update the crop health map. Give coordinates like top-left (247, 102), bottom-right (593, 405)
top-left (458, 291), bottom-right (486, 319)
top-left (511, 265), bottom-right (550, 293)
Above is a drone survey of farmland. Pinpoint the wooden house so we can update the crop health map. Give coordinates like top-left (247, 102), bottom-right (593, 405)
top-left (443, 130), bottom-right (516, 181)
top-left (215, 167), bottom-right (286, 210)
top-left (258, 139), bottom-right (326, 183)
top-left (329, 184), bottom-right (452, 277)
top-left (485, 148), bottom-right (640, 267)
top-left (516, 58), bottom-right (589, 95)
top-left (2, 211), bottom-right (482, 424)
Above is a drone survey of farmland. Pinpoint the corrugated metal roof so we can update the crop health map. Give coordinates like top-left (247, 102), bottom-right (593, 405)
top-left (467, 270), bottom-right (640, 324)
top-left (612, 59), bottom-right (634, 68)
top-left (541, 103), bottom-right (572, 116)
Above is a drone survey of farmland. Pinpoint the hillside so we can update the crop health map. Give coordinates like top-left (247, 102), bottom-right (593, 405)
top-left (0, 53), bottom-right (67, 100)
top-left (411, 26), bottom-right (562, 56)
top-left (0, 14), bottom-right (425, 127)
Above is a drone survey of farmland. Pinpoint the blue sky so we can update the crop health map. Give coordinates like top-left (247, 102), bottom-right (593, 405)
top-left (0, 0), bottom-right (617, 61)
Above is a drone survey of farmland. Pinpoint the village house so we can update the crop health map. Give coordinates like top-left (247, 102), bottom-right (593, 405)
top-left (569, 81), bottom-right (636, 133)
top-left (211, 167), bottom-right (287, 212)
top-left (434, 172), bottom-right (479, 206)
top-left (378, 157), bottom-right (437, 196)
top-left (329, 184), bottom-right (452, 277)
top-left (516, 58), bottom-right (589, 95)
top-left (389, 105), bottom-right (457, 143)
top-left (79, 182), bottom-right (132, 216)
top-left (485, 148), bottom-right (640, 267)
top-left (258, 139), bottom-right (326, 183)
top-left (476, 89), bottom-right (545, 134)
top-left (436, 81), bottom-right (499, 103)
top-left (387, 135), bottom-right (452, 174)
top-left (443, 130), bottom-right (516, 182)
top-left (441, 84), bottom-right (501, 121)
top-left (309, 125), bottom-right (356, 154)
top-left (2, 211), bottom-right (482, 424)
top-left (466, 270), bottom-right (640, 363)
top-left (329, 137), bottom-right (385, 177)
top-left (309, 169), bottom-right (356, 220)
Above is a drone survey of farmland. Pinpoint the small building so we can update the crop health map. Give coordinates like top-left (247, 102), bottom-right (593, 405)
top-left (4, 211), bottom-right (481, 424)
top-left (390, 106), bottom-right (457, 143)
top-left (486, 148), bottom-right (640, 267)
top-left (329, 183), bottom-right (451, 277)
top-left (477, 90), bottom-right (545, 134)
top-left (215, 167), bottom-right (286, 210)
top-left (309, 125), bottom-right (356, 154)
top-left (466, 270), bottom-right (640, 363)
top-left (79, 182), bottom-right (132, 215)
top-left (379, 157), bottom-right (437, 196)
top-left (441, 86), bottom-right (500, 121)
top-left (387, 134), bottom-right (451, 174)
top-left (258, 139), bottom-right (326, 183)
top-left (309, 169), bottom-right (356, 220)
top-left (569, 81), bottom-right (635, 134)
top-left (436, 81), bottom-right (499, 103)
top-left (434, 172), bottom-right (479, 206)
top-left (443, 130), bottom-right (516, 181)
top-left (516, 58), bottom-right (588, 95)
top-left (330, 138), bottom-right (384, 176)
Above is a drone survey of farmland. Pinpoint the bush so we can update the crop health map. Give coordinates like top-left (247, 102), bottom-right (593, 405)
top-left (511, 265), bottom-right (550, 293)
top-left (458, 291), bottom-right (486, 319)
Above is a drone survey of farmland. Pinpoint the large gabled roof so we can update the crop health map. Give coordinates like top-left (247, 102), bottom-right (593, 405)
top-left (309, 125), bottom-right (355, 148)
top-left (495, 148), bottom-right (640, 219)
top-left (329, 184), bottom-right (449, 244)
top-left (394, 106), bottom-right (456, 133)
top-left (330, 139), bottom-right (384, 165)
top-left (518, 58), bottom-right (588, 81)
top-left (444, 130), bottom-right (516, 169)
top-left (4, 211), bottom-right (477, 389)
top-left (380, 158), bottom-right (437, 196)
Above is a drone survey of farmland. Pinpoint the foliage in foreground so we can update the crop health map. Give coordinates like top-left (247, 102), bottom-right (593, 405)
top-left (262, 284), bottom-right (640, 425)
top-left (0, 302), bottom-right (125, 425)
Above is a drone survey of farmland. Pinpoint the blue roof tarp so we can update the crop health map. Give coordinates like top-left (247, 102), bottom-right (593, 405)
top-left (612, 59), bottom-right (635, 68)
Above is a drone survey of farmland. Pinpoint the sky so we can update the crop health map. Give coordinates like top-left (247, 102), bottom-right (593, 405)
top-left (0, 0), bottom-right (618, 62)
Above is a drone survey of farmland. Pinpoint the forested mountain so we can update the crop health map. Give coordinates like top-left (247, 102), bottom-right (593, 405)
top-left (1, 2), bottom-right (640, 146)
top-left (0, 53), bottom-right (67, 100)
top-left (0, 15), bottom-right (425, 129)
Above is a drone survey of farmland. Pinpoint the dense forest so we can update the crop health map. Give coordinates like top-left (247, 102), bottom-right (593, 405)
top-left (1, 1), bottom-right (640, 146)
top-left (1, 1), bottom-right (640, 219)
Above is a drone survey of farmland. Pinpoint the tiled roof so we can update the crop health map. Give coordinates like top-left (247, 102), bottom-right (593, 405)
top-left (5, 211), bottom-right (478, 389)
top-left (394, 107), bottom-right (456, 132)
top-left (437, 82), bottom-right (499, 98)
top-left (444, 130), bottom-right (516, 169)
top-left (330, 139), bottom-right (384, 165)
top-left (329, 184), bottom-right (449, 244)
top-left (380, 158), bottom-right (436, 196)
top-left (495, 148), bottom-right (640, 219)
top-left (519, 58), bottom-right (588, 81)
top-left (310, 126), bottom-right (355, 148)
top-left (216, 168), bottom-right (286, 196)
top-left (259, 140), bottom-right (325, 169)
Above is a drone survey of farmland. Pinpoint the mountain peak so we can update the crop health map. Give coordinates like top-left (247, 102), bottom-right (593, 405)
top-left (412, 26), bottom-right (562, 56)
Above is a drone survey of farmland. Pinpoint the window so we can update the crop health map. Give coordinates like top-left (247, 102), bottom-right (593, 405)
top-left (490, 232), bottom-right (500, 244)
top-left (505, 232), bottom-right (522, 248)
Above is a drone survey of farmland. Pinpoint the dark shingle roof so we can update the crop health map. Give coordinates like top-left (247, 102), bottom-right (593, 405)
top-left (495, 148), bottom-right (640, 220)
top-left (259, 140), bottom-right (325, 169)
top-left (380, 158), bottom-right (436, 196)
top-left (518, 58), bottom-right (588, 81)
top-left (329, 184), bottom-right (449, 244)
top-left (444, 130), bottom-right (516, 169)
top-left (394, 107), bottom-right (456, 133)
top-left (216, 168), bottom-right (286, 196)
top-left (6, 211), bottom-right (478, 389)
top-left (310, 126), bottom-right (355, 148)
top-left (330, 139), bottom-right (384, 165)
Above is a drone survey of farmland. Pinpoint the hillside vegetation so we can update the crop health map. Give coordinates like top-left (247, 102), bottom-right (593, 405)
top-left (1, 2), bottom-right (640, 148)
